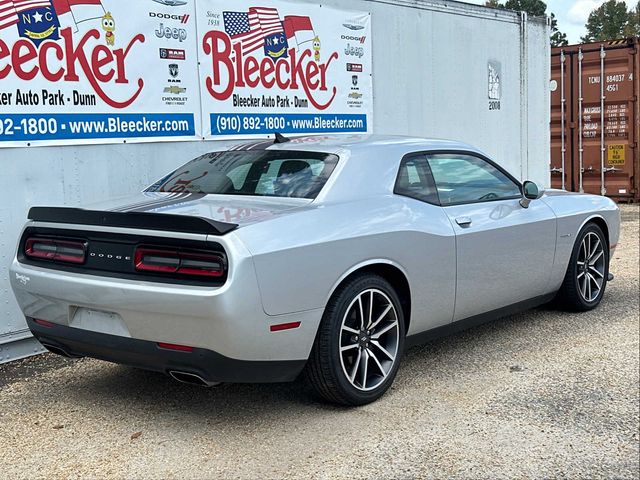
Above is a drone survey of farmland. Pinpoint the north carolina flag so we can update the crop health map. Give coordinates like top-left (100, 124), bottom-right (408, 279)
top-left (283, 15), bottom-right (314, 50)
top-left (0, 0), bottom-right (52, 29)
top-left (51, 0), bottom-right (103, 27)
top-left (223, 7), bottom-right (286, 55)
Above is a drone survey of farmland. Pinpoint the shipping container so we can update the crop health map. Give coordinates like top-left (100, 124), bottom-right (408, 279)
top-left (550, 38), bottom-right (639, 201)
top-left (0, 0), bottom-right (550, 363)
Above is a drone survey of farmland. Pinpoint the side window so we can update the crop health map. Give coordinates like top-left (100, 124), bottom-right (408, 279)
top-left (394, 155), bottom-right (439, 205)
top-left (426, 154), bottom-right (521, 205)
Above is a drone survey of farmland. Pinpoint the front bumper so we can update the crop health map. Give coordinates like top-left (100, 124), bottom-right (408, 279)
top-left (27, 318), bottom-right (306, 383)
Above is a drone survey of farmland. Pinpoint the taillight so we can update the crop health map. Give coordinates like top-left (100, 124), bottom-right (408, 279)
top-left (25, 237), bottom-right (87, 264)
top-left (134, 247), bottom-right (225, 278)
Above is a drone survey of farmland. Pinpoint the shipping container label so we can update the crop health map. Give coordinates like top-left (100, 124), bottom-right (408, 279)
top-left (197, 1), bottom-right (372, 139)
top-left (0, 0), bottom-right (372, 147)
top-left (607, 144), bottom-right (625, 165)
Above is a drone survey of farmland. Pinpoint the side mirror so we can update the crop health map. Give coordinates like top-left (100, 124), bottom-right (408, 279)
top-left (520, 181), bottom-right (540, 208)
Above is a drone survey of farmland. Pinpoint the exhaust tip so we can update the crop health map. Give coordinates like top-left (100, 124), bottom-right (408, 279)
top-left (168, 370), bottom-right (220, 387)
top-left (40, 343), bottom-right (81, 359)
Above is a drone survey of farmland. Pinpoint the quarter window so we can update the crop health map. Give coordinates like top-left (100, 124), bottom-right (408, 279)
top-left (394, 155), bottom-right (439, 205)
top-left (426, 154), bottom-right (521, 205)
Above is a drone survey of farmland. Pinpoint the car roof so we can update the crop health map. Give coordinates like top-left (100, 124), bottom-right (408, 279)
top-left (235, 134), bottom-right (486, 157)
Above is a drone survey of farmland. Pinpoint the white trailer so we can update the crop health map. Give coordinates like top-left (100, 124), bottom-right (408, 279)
top-left (0, 0), bottom-right (549, 362)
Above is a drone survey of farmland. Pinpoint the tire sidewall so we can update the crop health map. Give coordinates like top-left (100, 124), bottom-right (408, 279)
top-left (324, 274), bottom-right (406, 405)
top-left (569, 223), bottom-right (609, 310)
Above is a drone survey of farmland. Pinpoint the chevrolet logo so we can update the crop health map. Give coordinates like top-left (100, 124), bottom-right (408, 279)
top-left (164, 86), bottom-right (187, 94)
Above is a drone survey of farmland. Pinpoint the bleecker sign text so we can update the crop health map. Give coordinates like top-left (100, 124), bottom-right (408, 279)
top-left (202, 31), bottom-right (339, 110)
top-left (0, 27), bottom-right (145, 108)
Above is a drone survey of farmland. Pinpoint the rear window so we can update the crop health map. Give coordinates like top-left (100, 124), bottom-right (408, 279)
top-left (146, 150), bottom-right (339, 199)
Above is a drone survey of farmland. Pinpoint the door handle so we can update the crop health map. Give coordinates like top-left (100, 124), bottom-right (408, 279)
top-left (455, 217), bottom-right (472, 227)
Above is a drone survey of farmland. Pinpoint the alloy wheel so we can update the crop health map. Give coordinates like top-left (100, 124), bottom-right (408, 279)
top-left (577, 231), bottom-right (606, 303)
top-left (339, 288), bottom-right (400, 391)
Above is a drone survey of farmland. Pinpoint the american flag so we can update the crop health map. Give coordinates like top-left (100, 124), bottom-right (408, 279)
top-left (0, 0), bottom-right (56, 30)
top-left (14, 0), bottom-right (51, 12)
top-left (223, 7), bottom-right (284, 55)
top-left (0, 0), bottom-right (19, 30)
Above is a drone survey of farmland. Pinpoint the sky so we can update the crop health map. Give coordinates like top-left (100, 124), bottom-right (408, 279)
top-left (464, 0), bottom-right (637, 43)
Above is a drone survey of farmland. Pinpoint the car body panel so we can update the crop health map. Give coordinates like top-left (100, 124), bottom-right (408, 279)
top-left (540, 189), bottom-right (620, 292)
top-left (442, 197), bottom-right (557, 320)
top-left (237, 196), bottom-right (457, 332)
top-left (10, 223), bottom-right (322, 361)
top-left (8, 135), bottom-right (621, 375)
top-left (90, 192), bottom-right (314, 227)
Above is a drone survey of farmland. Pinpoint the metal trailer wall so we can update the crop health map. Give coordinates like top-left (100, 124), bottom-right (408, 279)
top-left (0, 0), bottom-right (550, 363)
top-left (550, 38), bottom-right (639, 201)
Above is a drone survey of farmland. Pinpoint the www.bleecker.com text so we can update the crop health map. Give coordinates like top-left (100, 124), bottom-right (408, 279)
top-left (0, 89), bottom-right (97, 106)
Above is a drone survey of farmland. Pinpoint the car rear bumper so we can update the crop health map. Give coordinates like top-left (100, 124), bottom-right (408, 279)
top-left (27, 317), bottom-right (306, 383)
top-left (10, 252), bottom-right (323, 362)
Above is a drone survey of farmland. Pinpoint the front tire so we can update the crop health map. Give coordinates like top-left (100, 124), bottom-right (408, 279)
top-left (556, 223), bottom-right (609, 312)
top-left (305, 274), bottom-right (406, 406)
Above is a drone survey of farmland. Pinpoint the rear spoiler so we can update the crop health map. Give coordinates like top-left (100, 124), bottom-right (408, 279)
top-left (28, 207), bottom-right (238, 236)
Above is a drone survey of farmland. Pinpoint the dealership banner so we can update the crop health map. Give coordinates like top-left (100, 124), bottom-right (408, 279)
top-left (198, 1), bottom-right (372, 138)
top-left (0, 0), bottom-right (201, 147)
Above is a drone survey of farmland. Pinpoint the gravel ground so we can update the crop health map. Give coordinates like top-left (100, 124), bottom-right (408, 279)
top-left (1, 205), bottom-right (638, 479)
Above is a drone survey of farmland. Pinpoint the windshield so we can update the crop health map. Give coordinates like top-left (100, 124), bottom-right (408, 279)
top-left (146, 150), bottom-right (339, 199)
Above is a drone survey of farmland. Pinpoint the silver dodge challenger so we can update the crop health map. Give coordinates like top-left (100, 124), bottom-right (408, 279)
top-left (10, 135), bottom-right (620, 405)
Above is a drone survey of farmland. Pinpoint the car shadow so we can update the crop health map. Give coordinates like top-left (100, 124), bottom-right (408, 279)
top-left (50, 301), bottom-right (594, 426)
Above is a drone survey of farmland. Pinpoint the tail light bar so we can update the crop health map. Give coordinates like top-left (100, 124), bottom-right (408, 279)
top-left (134, 246), bottom-right (226, 278)
top-left (24, 237), bottom-right (87, 264)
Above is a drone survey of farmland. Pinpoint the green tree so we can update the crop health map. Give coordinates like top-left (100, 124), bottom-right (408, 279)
top-left (484, 0), bottom-right (568, 46)
top-left (581, 0), bottom-right (632, 42)
top-left (550, 13), bottom-right (568, 46)
top-left (623, 0), bottom-right (640, 36)
top-left (504, 0), bottom-right (546, 17)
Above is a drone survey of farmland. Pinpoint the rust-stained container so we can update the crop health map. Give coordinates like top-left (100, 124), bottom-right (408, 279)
top-left (550, 38), bottom-right (639, 201)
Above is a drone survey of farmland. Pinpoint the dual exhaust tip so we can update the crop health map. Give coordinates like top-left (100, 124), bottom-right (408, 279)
top-left (41, 343), bottom-right (221, 388)
top-left (168, 370), bottom-right (221, 387)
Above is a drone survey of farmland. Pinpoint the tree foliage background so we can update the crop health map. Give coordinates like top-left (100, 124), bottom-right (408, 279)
top-left (484, 0), bottom-right (568, 46)
top-left (581, 0), bottom-right (640, 42)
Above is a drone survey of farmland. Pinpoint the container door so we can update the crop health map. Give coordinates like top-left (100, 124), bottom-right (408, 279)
top-left (550, 51), bottom-right (572, 190)
top-left (572, 42), bottom-right (638, 200)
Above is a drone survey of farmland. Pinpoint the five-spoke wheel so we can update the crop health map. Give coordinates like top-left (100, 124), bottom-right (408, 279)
top-left (557, 222), bottom-right (609, 311)
top-left (339, 288), bottom-right (400, 391)
top-left (305, 274), bottom-right (406, 405)
top-left (576, 231), bottom-right (606, 303)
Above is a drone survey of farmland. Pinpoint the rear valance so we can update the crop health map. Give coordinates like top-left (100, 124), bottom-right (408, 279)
top-left (28, 207), bottom-right (238, 236)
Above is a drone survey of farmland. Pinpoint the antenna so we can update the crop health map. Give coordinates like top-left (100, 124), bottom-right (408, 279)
top-left (274, 132), bottom-right (291, 144)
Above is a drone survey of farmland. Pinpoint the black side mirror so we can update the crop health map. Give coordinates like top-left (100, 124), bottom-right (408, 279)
top-left (520, 181), bottom-right (540, 208)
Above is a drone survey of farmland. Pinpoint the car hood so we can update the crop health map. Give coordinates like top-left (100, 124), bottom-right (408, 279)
top-left (542, 188), bottom-right (582, 197)
top-left (88, 192), bottom-right (314, 227)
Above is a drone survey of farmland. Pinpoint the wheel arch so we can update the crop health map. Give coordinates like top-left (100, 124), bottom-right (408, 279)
top-left (578, 214), bottom-right (610, 248)
top-left (326, 260), bottom-right (412, 333)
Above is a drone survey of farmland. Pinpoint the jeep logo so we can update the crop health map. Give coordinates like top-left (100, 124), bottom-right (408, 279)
top-left (155, 22), bottom-right (188, 42)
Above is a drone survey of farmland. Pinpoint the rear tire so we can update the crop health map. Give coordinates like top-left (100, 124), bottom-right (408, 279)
top-left (556, 223), bottom-right (609, 312)
top-left (304, 274), bottom-right (406, 406)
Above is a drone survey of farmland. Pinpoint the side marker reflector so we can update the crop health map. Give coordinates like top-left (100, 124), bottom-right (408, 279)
top-left (34, 319), bottom-right (55, 328)
top-left (270, 321), bottom-right (301, 332)
top-left (157, 342), bottom-right (194, 352)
